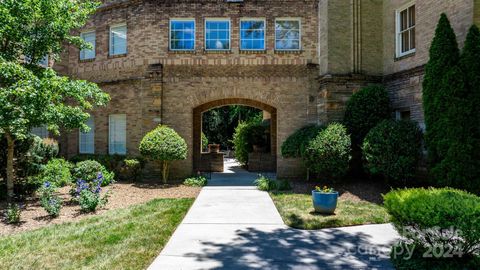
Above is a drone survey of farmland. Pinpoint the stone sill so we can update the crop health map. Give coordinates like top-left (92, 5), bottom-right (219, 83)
top-left (204, 50), bottom-right (232, 54)
top-left (274, 50), bottom-right (303, 54)
top-left (108, 53), bottom-right (127, 59)
top-left (78, 58), bottom-right (95, 63)
top-left (168, 50), bottom-right (196, 54)
top-left (239, 50), bottom-right (267, 54)
top-left (394, 52), bottom-right (415, 62)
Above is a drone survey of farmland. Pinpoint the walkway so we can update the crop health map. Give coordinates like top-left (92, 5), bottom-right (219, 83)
top-left (148, 160), bottom-right (398, 270)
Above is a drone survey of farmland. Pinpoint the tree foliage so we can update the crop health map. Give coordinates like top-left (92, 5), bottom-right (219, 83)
top-left (423, 15), bottom-right (480, 193)
top-left (422, 13), bottom-right (460, 165)
top-left (139, 125), bottom-right (187, 183)
top-left (0, 0), bottom-right (108, 199)
top-left (281, 124), bottom-right (323, 158)
top-left (231, 118), bottom-right (268, 165)
top-left (343, 85), bottom-right (390, 147)
top-left (362, 120), bottom-right (423, 186)
top-left (304, 123), bottom-right (351, 181)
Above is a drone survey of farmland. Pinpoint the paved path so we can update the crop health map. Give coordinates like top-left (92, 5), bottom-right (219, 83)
top-left (148, 160), bottom-right (398, 270)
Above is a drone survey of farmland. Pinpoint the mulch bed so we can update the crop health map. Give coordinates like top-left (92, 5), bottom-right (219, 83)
top-left (288, 178), bottom-right (391, 205)
top-left (0, 182), bottom-right (201, 236)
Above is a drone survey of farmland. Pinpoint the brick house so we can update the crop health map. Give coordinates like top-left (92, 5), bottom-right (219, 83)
top-left (49, 0), bottom-right (479, 179)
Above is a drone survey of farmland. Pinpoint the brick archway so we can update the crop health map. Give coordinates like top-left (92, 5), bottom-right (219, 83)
top-left (193, 98), bottom-right (277, 173)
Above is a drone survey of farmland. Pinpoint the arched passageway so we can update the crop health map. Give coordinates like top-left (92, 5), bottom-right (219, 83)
top-left (192, 98), bottom-right (277, 173)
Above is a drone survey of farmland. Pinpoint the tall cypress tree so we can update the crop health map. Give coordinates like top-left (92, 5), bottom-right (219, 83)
top-left (422, 13), bottom-right (460, 168)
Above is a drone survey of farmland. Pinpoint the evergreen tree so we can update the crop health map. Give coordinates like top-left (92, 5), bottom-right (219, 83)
top-left (422, 13), bottom-right (460, 167)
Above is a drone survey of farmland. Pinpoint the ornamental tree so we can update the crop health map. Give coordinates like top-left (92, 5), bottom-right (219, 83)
top-left (422, 13), bottom-right (460, 166)
top-left (139, 126), bottom-right (188, 183)
top-left (0, 0), bottom-right (109, 200)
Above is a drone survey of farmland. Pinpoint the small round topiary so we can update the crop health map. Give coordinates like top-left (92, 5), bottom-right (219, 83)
top-left (304, 123), bottom-right (351, 181)
top-left (362, 120), bottom-right (422, 186)
top-left (72, 160), bottom-right (115, 186)
top-left (139, 125), bottom-right (187, 183)
top-left (37, 158), bottom-right (73, 187)
top-left (343, 85), bottom-right (390, 147)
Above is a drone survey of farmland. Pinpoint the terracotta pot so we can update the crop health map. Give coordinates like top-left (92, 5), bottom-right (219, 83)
top-left (208, 144), bottom-right (220, 153)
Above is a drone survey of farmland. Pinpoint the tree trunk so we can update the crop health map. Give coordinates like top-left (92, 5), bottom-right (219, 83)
top-left (162, 161), bottom-right (170, 184)
top-left (5, 132), bottom-right (15, 201)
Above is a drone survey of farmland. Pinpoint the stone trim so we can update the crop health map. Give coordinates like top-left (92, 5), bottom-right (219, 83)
top-left (383, 65), bottom-right (425, 82)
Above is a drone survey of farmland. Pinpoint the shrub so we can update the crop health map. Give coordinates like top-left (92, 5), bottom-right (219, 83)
top-left (277, 179), bottom-right (292, 191)
top-left (38, 182), bottom-right (62, 217)
top-left (255, 175), bottom-right (278, 191)
top-left (72, 177), bottom-right (109, 213)
top-left (201, 132), bottom-right (209, 151)
top-left (139, 125), bottom-right (187, 183)
top-left (232, 119), bottom-right (267, 165)
top-left (343, 85), bottom-right (390, 147)
top-left (72, 160), bottom-right (115, 186)
top-left (362, 120), bottom-right (423, 186)
top-left (35, 158), bottom-right (73, 188)
top-left (5, 203), bottom-right (21, 224)
top-left (183, 176), bottom-right (208, 187)
top-left (281, 125), bottom-right (323, 158)
top-left (384, 188), bottom-right (480, 267)
top-left (304, 123), bottom-right (351, 181)
top-left (121, 158), bottom-right (144, 181)
top-left (423, 14), bottom-right (460, 167)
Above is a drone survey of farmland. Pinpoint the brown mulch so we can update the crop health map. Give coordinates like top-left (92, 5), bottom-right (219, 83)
top-left (288, 179), bottom-right (392, 204)
top-left (0, 182), bottom-right (201, 236)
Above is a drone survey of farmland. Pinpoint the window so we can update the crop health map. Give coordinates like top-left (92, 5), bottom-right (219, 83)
top-left (109, 114), bottom-right (126, 155)
top-left (170, 19), bottom-right (195, 51)
top-left (79, 117), bottom-right (95, 154)
top-left (395, 110), bottom-right (411, 120)
top-left (80, 31), bottom-right (96, 60)
top-left (38, 55), bottom-right (49, 67)
top-left (240, 19), bottom-right (266, 50)
top-left (109, 24), bottom-right (127, 56)
top-left (205, 19), bottom-right (230, 50)
top-left (396, 4), bottom-right (415, 57)
top-left (275, 19), bottom-right (301, 51)
top-left (31, 126), bottom-right (48, 139)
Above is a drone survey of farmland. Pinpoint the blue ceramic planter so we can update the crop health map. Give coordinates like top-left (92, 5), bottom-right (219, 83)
top-left (312, 191), bottom-right (338, 214)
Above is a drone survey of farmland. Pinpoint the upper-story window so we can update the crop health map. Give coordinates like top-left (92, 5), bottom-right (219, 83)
top-left (80, 31), bottom-right (96, 60)
top-left (170, 19), bottom-right (195, 51)
top-left (396, 4), bottom-right (416, 57)
top-left (109, 24), bottom-right (127, 56)
top-left (240, 19), bottom-right (266, 51)
top-left (275, 19), bottom-right (301, 51)
top-left (205, 19), bottom-right (230, 50)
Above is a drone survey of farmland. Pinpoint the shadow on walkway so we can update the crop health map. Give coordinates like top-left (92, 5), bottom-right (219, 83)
top-left (184, 225), bottom-right (395, 270)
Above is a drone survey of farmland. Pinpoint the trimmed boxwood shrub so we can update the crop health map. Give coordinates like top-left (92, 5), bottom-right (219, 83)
top-left (72, 160), bottom-right (115, 186)
top-left (343, 85), bottom-right (390, 147)
top-left (281, 124), bottom-right (323, 158)
top-left (139, 125), bottom-right (187, 183)
top-left (362, 120), bottom-right (422, 186)
top-left (70, 154), bottom-right (145, 181)
top-left (36, 158), bottom-right (73, 187)
top-left (384, 188), bottom-right (480, 268)
top-left (304, 123), bottom-right (351, 181)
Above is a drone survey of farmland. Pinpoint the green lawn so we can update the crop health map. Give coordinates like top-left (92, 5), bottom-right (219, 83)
top-left (0, 198), bottom-right (193, 270)
top-left (270, 192), bottom-right (390, 230)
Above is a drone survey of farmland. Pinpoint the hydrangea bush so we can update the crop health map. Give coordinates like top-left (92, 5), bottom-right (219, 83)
top-left (39, 182), bottom-right (62, 217)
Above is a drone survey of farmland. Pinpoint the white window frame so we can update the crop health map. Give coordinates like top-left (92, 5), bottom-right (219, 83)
top-left (109, 114), bottom-right (127, 155)
top-left (239, 18), bottom-right (266, 51)
top-left (204, 18), bottom-right (231, 51)
top-left (79, 117), bottom-right (95, 154)
top-left (169, 18), bottom-right (196, 51)
top-left (395, 3), bottom-right (416, 57)
top-left (109, 23), bottom-right (127, 56)
top-left (274, 18), bottom-right (302, 51)
top-left (80, 30), bottom-right (96, 60)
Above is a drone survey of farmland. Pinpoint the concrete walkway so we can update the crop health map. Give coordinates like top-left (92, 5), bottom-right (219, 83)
top-left (148, 160), bottom-right (398, 270)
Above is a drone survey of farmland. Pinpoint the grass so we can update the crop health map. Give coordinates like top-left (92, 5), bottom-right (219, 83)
top-left (270, 192), bottom-right (390, 230)
top-left (0, 198), bottom-right (193, 270)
